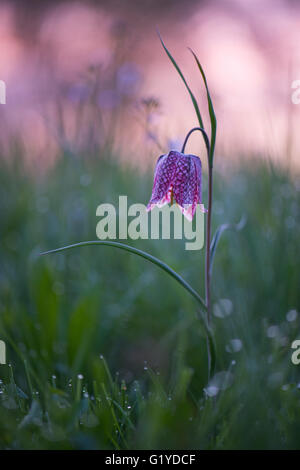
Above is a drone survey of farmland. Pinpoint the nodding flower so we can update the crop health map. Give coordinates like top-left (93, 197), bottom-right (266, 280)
top-left (147, 150), bottom-right (207, 222)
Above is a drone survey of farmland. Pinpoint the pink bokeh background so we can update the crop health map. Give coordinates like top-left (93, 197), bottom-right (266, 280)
top-left (0, 0), bottom-right (299, 168)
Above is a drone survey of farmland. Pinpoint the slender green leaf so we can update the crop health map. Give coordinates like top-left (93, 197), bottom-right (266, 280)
top-left (40, 240), bottom-right (206, 313)
top-left (189, 49), bottom-right (217, 165)
top-left (158, 32), bottom-right (204, 129)
top-left (210, 216), bottom-right (247, 277)
top-left (196, 309), bottom-right (216, 378)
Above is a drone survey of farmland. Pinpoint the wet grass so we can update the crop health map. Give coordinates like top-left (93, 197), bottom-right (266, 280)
top-left (0, 150), bottom-right (299, 449)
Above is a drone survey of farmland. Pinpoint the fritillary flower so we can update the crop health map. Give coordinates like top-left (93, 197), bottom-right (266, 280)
top-left (147, 150), bottom-right (207, 221)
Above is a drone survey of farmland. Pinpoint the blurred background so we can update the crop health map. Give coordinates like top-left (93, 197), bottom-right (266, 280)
top-left (0, 0), bottom-right (300, 450)
top-left (0, 0), bottom-right (300, 167)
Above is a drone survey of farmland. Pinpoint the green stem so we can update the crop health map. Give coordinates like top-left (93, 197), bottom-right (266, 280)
top-left (180, 127), bottom-right (214, 378)
top-left (181, 127), bottom-right (210, 156)
top-left (205, 166), bottom-right (213, 376)
top-left (206, 166), bottom-right (213, 326)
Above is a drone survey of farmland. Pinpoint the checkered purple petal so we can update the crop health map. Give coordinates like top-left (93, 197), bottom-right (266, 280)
top-left (147, 150), bottom-right (205, 220)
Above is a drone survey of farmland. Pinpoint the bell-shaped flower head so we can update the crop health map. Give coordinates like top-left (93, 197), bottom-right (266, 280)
top-left (147, 150), bottom-right (206, 221)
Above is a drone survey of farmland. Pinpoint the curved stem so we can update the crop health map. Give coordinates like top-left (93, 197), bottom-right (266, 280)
top-left (181, 127), bottom-right (210, 158)
top-left (181, 126), bottom-right (214, 376)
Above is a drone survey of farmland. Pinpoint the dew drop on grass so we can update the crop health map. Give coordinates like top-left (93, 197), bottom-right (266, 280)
top-left (225, 339), bottom-right (243, 353)
top-left (204, 386), bottom-right (219, 397)
top-left (205, 370), bottom-right (234, 397)
top-left (213, 299), bottom-right (233, 318)
top-left (286, 310), bottom-right (298, 322)
top-left (267, 325), bottom-right (280, 338)
top-left (77, 374), bottom-right (84, 380)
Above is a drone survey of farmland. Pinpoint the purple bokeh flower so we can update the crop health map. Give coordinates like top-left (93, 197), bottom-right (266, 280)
top-left (147, 150), bottom-right (207, 221)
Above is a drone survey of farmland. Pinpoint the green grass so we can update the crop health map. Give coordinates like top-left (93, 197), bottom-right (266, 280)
top-left (0, 149), bottom-right (299, 449)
